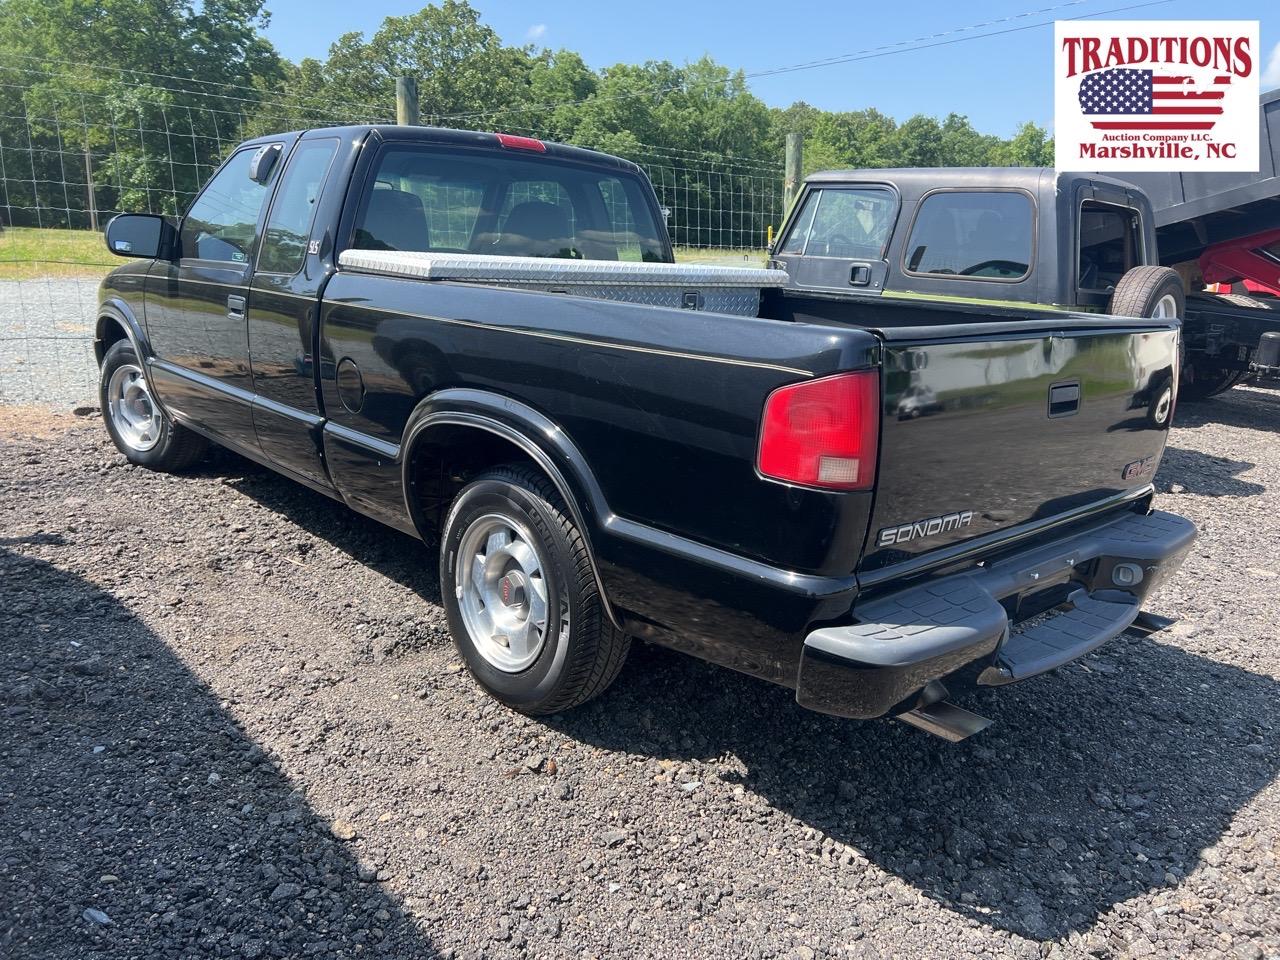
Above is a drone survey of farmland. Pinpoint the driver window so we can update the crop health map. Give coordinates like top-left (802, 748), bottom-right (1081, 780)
top-left (1079, 201), bottom-right (1140, 292)
top-left (904, 191), bottom-right (1033, 280)
top-left (180, 147), bottom-right (276, 263)
top-left (779, 187), bottom-right (895, 259)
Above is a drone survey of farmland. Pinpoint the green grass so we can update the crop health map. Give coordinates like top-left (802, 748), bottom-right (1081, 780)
top-left (0, 227), bottom-right (114, 280)
top-left (0, 227), bottom-right (769, 280)
top-left (674, 246), bottom-right (768, 266)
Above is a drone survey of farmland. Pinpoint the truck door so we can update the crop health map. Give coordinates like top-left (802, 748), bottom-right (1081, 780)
top-left (247, 136), bottom-right (343, 488)
top-left (772, 185), bottom-right (896, 293)
top-left (144, 137), bottom-right (295, 452)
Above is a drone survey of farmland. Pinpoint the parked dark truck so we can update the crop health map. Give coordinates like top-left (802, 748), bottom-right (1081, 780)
top-left (96, 125), bottom-right (1196, 740)
top-left (773, 126), bottom-right (1280, 402)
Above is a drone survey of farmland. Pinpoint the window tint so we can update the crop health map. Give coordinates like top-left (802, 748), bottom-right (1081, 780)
top-left (181, 147), bottom-right (276, 263)
top-left (258, 139), bottom-right (339, 274)
top-left (905, 192), bottom-right (1033, 280)
top-left (779, 187), bottom-right (896, 259)
top-left (1079, 202), bottom-right (1140, 291)
top-left (352, 145), bottom-right (668, 262)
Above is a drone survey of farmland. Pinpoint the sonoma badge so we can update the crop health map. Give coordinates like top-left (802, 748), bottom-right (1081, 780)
top-left (1054, 20), bottom-right (1259, 171)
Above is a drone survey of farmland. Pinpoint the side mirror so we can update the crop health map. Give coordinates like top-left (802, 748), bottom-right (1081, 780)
top-left (104, 213), bottom-right (174, 259)
top-left (249, 143), bottom-right (282, 183)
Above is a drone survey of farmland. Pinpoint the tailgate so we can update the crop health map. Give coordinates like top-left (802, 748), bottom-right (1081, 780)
top-left (862, 321), bottom-right (1179, 574)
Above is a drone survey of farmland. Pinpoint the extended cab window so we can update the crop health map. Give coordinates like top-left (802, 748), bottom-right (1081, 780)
top-left (1079, 201), bottom-right (1142, 292)
top-left (180, 147), bottom-right (276, 263)
top-left (905, 191), bottom-right (1033, 280)
top-left (258, 138), bottom-right (339, 275)
top-left (352, 145), bottom-right (668, 262)
top-left (779, 187), bottom-right (896, 259)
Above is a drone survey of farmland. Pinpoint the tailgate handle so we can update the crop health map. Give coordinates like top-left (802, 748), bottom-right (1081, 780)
top-left (1048, 381), bottom-right (1081, 418)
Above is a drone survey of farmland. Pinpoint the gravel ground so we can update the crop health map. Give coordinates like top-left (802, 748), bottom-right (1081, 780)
top-left (0, 278), bottom-right (100, 407)
top-left (1, 387), bottom-right (1278, 960)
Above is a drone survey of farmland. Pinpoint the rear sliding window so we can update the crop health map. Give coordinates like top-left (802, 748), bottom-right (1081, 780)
top-left (904, 191), bottom-right (1033, 281)
top-left (779, 187), bottom-right (896, 260)
top-left (352, 145), bottom-right (668, 262)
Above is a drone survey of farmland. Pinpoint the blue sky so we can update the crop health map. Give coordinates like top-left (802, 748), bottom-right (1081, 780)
top-left (260, 0), bottom-right (1277, 137)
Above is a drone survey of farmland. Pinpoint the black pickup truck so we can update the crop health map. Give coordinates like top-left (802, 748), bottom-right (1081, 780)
top-left (96, 125), bottom-right (1195, 740)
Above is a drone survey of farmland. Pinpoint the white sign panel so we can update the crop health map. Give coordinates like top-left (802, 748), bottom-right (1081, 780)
top-left (1054, 20), bottom-right (1260, 171)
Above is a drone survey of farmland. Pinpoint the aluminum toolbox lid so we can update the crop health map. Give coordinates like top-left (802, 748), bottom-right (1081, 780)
top-left (338, 249), bottom-right (789, 288)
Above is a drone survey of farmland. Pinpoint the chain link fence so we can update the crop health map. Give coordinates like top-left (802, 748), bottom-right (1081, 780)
top-left (0, 64), bottom-right (783, 406)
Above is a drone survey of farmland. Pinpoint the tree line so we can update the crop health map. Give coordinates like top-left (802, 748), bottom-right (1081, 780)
top-left (0, 0), bottom-right (1054, 245)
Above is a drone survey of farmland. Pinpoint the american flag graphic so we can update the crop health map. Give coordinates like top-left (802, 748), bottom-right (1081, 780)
top-left (1078, 68), bottom-right (1229, 131)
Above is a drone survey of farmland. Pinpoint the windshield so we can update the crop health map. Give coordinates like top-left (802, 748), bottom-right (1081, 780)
top-left (352, 144), bottom-right (670, 263)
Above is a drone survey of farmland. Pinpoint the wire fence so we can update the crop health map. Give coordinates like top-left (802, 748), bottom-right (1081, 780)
top-left (0, 64), bottom-right (784, 406)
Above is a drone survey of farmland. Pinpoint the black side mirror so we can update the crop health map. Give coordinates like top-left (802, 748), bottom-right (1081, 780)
top-left (104, 213), bottom-right (174, 259)
top-left (249, 143), bottom-right (282, 183)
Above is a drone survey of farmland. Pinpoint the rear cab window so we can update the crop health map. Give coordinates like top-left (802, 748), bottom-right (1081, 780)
top-left (779, 187), bottom-right (897, 260)
top-left (351, 144), bottom-right (669, 263)
top-left (904, 191), bottom-right (1034, 281)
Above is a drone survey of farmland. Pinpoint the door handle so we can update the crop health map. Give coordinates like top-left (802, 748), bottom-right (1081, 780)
top-left (850, 264), bottom-right (871, 286)
top-left (226, 294), bottom-right (246, 319)
top-left (1048, 381), bottom-right (1081, 417)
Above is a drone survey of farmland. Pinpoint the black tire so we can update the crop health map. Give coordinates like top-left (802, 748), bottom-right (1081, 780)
top-left (98, 339), bottom-right (208, 470)
top-left (1179, 362), bottom-right (1249, 402)
top-left (1107, 266), bottom-right (1185, 320)
top-left (439, 464), bottom-right (629, 715)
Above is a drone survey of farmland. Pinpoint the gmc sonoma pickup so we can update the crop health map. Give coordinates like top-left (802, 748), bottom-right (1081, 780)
top-left (96, 125), bottom-right (1196, 740)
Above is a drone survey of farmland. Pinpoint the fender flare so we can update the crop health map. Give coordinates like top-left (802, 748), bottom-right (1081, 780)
top-left (399, 388), bottom-right (621, 629)
top-left (96, 297), bottom-right (152, 366)
top-left (97, 297), bottom-right (175, 419)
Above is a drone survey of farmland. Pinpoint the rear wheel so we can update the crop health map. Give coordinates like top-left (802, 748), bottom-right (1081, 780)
top-left (439, 464), bottom-right (629, 715)
top-left (99, 339), bottom-right (208, 469)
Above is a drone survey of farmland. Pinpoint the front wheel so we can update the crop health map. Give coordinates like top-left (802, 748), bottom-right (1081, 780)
top-left (99, 339), bottom-right (208, 470)
top-left (439, 465), bottom-right (629, 715)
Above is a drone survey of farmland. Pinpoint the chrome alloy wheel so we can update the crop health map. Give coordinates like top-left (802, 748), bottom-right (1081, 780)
top-left (106, 363), bottom-right (162, 452)
top-left (455, 513), bottom-right (565, 672)
top-left (1152, 294), bottom-right (1180, 320)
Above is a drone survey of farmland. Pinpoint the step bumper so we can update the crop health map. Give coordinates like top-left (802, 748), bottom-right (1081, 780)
top-left (796, 509), bottom-right (1197, 719)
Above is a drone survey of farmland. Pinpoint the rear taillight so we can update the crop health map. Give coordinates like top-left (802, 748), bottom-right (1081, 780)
top-left (756, 370), bottom-right (879, 491)
top-left (495, 133), bottom-right (546, 152)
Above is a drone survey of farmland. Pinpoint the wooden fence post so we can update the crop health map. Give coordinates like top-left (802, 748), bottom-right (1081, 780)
top-left (396, 76), bottom-right (420, 126)
top-left (783, 133), bottom-right (802, 216)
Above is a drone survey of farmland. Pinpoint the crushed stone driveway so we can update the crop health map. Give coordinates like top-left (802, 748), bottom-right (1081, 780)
top-left (1, 388), bottom-right (1279, 960)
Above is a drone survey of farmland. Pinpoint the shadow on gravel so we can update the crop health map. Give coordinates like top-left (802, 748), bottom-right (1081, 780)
top-left (198, 447), bottom-right (441, 606)
top-left (1157, 446), bottom-right (1265, 497)
top-left (0, 548), bottom-right (437, 959)
top-left (550, 636), bottom-right (1280, 943)
top-left (1177, 386), bottom-right (1280, 431)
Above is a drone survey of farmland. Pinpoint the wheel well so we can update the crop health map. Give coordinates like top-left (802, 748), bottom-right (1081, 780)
top-left (406, 424), bottom-right (545, 543)
top-left (96, 315), bottom-right (129, 366)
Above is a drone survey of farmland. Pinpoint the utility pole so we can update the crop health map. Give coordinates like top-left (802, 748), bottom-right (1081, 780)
top-left (396, 76), bottom-right (420, 126)
top-left (783, 133), bottom-right (803, 216)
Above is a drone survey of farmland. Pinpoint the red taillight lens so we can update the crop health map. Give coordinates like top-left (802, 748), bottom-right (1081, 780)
top-left (757, 371), bottom-right (879, 491)
top-left (495, 133), bottom-right (546, 152)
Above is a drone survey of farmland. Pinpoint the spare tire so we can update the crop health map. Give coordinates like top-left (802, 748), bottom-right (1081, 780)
top-left (1212, 292), bottom-right (1278, 311)
top-left (1108, 266), bottom-right (1185, 320)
